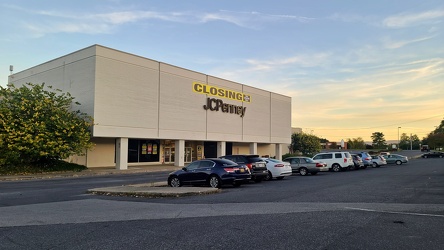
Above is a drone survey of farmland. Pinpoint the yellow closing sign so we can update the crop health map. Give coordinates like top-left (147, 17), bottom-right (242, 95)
top-left (192, 82), bottom-right (251, 103)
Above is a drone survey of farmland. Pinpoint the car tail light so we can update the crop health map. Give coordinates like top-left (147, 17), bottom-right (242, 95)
top-left (245, 163), bottom-right (253, 169)
top-left (224, 167), bottom-right (239, 173)
top-left (344, 158), bottom-right (347, 163)
top-left (316, 163), bottom-right (324, 168)
top-left (274, 164), bottom-right (284, 167)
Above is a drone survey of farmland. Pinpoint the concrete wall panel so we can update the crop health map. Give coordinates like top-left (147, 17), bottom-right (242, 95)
top-left (271, 93), bottom-right (292, 143)
top-left (158, 71), bottom-right (207, 139)
top-left (94, 56), bottom-right (159, 137)
top-left (86, 137), bottom-right (116, 167)
top-left (9, 54), bottom-right (96, 117)
top-left (242, 86), bottom-right (271, 142)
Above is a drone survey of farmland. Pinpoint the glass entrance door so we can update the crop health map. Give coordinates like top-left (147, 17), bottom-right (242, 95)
top-left (185, 147), bottom-right (192, 163)
top-left (164, 147), bottom-right (175, 163)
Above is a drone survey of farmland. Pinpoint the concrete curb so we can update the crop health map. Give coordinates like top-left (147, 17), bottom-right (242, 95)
top-left (87, 181), bottom-right (221, 198)
top-left (0, 166), bottom-right (180, 182)
top-left (87, 185), bottom-right (221, 198)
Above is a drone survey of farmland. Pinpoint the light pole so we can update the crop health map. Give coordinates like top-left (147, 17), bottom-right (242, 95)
top-left (398, 127), bottom-right (401, 150)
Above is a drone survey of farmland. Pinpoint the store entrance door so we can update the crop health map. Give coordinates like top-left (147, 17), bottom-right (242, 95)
top-left (185, 147), bottom-right (192, 163)
top-left (164, 147), bottom-right (175, 163)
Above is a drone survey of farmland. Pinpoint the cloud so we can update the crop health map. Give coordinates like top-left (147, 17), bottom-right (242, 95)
top-left (382, 35), bottom-right (435, 49)
top-left (4, 4), bottom-right (314, 36)
top-left (244, 52), bottom-right (331, 71)
top-left (383, 9), bottom-right (444, 28)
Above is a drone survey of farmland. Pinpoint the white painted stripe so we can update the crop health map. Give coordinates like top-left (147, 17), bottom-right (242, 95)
top-left (344, 207), bottom-right (444, 218)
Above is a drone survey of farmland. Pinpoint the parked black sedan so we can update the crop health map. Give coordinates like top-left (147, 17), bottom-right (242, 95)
top-left (167, 159), bottom-right (251, 188)
top-left (421, 151), bottom-right (444, 158)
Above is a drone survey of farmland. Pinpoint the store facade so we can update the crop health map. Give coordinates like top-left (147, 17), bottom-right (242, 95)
top-left (8, 45), bottom-right (291, 169)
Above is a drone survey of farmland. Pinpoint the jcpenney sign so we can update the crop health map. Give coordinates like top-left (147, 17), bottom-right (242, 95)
top-left (193, 82), bottom-right (248, 117)
top-left (203, 97), bottom-right (246, 117)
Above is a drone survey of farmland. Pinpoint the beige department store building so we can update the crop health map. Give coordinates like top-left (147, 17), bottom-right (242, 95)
top-left (8, 45), bottom-right (291, 170)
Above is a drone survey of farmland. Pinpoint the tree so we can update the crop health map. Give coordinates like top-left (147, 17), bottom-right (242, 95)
top-left (371, 132), bottom-right (387, 149)
top-left (399, 133), bottom-right (421, 150)
top-left (346, 137), bottom-right (366, 149)
top-left (290, 132), bottom-right (321, 157)
top-left (410, 134), bottom-right (421, 150)
top-left (422, 119), bottom-right (444, 150)
top-left (424, 132), bottom-right (444, 150)
top-left (0, 83), bottom-right (94, 166)
top-left (430, 119), bottom-right (444, 150)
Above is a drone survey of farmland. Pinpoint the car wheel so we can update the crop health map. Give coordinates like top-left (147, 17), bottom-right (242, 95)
top-left (424, 155), bottom-right (428, 158)
top-left (440, 155), bottom-right (443, 158)
top-left (311, 172), bottom-right (318, 175)
top-left (332, 164), bottom-right (341, 172)
top-left (299, 167), bottom-right (308, 176)
top-left (169, 176), bottom-right (181, 187)
top-left (264, 171), bottom-right (272, 181)
top-left (209, 175), bottom-right (221, 188)
top-left (372, 162), bottom-right (378, 168)
top-left (276, 176), bottom-right (285, 180)
top-left (395, 160), bottom-right (402, 165)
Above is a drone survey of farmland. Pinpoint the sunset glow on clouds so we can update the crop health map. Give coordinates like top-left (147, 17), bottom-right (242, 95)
top-left (1, 0), bottom-right (443, 142)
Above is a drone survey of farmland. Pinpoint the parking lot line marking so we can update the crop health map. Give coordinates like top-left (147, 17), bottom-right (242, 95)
top-left (344, 207), bottom-right (444, 218)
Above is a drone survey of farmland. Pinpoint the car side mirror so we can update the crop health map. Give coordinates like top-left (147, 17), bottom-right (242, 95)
top-left (182, 167), bottom-right (187, 171)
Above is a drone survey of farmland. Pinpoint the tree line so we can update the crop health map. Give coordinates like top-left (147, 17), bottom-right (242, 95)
top-left (289, 121), bottom-right (444, 156)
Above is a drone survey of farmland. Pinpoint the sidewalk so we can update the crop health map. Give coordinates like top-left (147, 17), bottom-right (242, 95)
top-left (0, 164), bottom-right (220, 197)
top-left (0, 164), bottom-right (181, 181)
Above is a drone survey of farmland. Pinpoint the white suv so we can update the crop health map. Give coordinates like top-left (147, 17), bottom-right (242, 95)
top-left (312, 152), bottom-right (354, 172)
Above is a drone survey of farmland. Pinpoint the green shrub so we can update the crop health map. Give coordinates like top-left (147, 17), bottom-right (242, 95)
top-left (282, 152), bottom-right (302, 160)
top-left (0, 159), bottom-right (87, 175)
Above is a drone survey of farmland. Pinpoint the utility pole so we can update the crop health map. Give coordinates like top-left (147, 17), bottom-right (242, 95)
top-left (398, 127), bottom-right (401, 150)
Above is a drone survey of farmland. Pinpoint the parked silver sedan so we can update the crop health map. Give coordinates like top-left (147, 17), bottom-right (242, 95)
top-left (371, 155), bottom-right (387, 168)
top-left (382, 154), bottom-right (408, 165)
top-left (283, 157), bottom-right (327, 176)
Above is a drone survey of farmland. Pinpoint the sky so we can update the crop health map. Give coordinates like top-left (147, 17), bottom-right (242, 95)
top-left (1, 0), bottom-right (443, 142)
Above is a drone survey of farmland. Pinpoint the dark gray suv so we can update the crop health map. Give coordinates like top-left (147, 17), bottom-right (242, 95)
top-left (219, 155), bottom-right (268, 182)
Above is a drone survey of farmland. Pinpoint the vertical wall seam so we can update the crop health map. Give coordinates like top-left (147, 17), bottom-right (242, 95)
top-left (205, 75), bottom-right (208, 140)
top-left (157, 62), bottom-right (161, 138)
top-left (270, 92), bottom-right (272, 143)
top-left (242, 84), bottom-right (244, 142)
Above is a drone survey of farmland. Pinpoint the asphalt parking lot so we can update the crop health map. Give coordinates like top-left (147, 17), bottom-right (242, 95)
top-left (1, 153), bottom-right (443, 249)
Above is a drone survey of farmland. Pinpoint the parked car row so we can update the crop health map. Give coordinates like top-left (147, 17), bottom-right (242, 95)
top-left (167, 152), bottom-right (409, 188)
top-left (421, 151), bottom-right (444, 158)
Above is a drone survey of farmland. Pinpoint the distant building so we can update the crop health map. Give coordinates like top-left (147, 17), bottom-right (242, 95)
top-left (321, 141), bottom-right (347, 150)
top-left (292, 127), bottom-right (303, 134)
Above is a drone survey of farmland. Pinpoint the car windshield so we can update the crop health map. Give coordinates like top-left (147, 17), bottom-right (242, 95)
top-left (266, 158), bottom-right (283, 163)
top-left (218, 159), bottom-right (239, 166)
top-left (305, 158), bottom-right (315, 163)
top-left (247, 156), bottom-right (264, 162)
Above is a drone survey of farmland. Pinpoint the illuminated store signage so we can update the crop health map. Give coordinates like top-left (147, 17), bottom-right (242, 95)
top-left (192, 82), bottom-right (251, 103)
top-left (193, 82), bottom-right (248, 117)
top-left (203, 98), bottom-right (246, 117)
